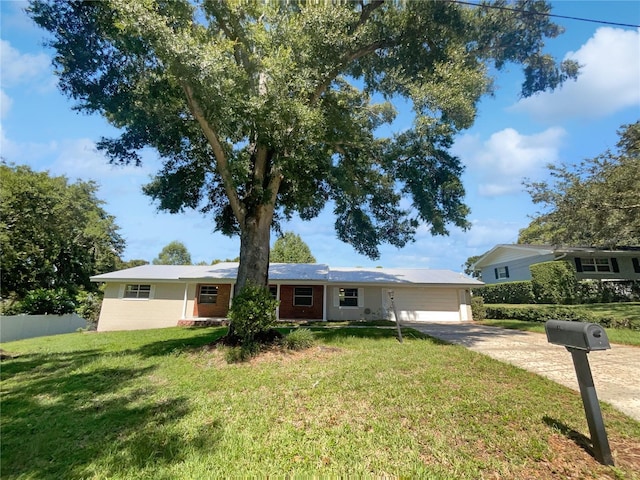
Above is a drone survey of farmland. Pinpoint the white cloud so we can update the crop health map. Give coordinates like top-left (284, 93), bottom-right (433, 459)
top-left (0, 39), bottom-right (51, 88)
top-left (510, 27), bottom-right (640, 121)
top-left (51, 138), bottom-right (153, 181)
top-left (455, 127), bottom-right (566, 196)
top-left (1, 90), bottom-right (12, 118)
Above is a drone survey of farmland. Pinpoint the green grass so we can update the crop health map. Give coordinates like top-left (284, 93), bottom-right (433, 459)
top-left (479, 319), bottom-right (640, 346)
top-left (2, 326), bottom-right (639, 479)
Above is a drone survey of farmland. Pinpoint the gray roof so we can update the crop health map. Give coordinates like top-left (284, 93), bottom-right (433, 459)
top-left (91, 263), bottom-right (482, 286)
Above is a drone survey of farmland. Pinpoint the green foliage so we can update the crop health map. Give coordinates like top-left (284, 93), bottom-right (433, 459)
top-left (484, 304), bottom-right (640, 331)
top-left (152, 241), bottom-right (192, 265)
top-left (520, 121), bottom-right (640, 247)
top-left (74, 289), bottom-right (103, 327)
top-left (28, 0), bottom-right (577, 290)
top-left (224, 343), bottom-right (260, 364)
top-left (464, 255), bottom-right (482, 279)
top-left (227, 284), bottom-right (279, 344)
top-left (281, 328), bottom-right (316, 351)
top-left (530, 261), bottom-right (577, 305)
top-left (0, 163), bottom-right (125, 297)
top-left (470, 296), bottom-right (486, 321)
top-left (270, 232), bottom-right (316, 263)
top-left (473, 282), bottom-right (535, 304)
top-left (15, 288), bottom-right (76, 315)
top-left (577, 280), bottom-right (640, 303)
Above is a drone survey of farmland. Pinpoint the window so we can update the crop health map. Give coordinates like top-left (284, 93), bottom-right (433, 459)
top-left (124, 284), bottom-right (151, 299)
top-left (339, 288), bottom-right (359, 307)
top-left (580, 258), bottom-right (612, 273)
top-left (269, 285), bottom-right (278, 299)
top-left (199, 285), bottom-right (218, 304)
top-left (633, 258), bottom-right (640, 274)
top-left (293, 287), bottom-right (313, 306)
top-left (495, 266), bottom-right (509, 279)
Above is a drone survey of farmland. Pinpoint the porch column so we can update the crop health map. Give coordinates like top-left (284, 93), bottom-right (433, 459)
top-left (322, 284), bottom-right (327, 321)
top-left (182, 283), bottom-right (189, 320)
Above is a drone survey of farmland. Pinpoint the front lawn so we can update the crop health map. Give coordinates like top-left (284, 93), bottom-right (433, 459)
top-left (479, 319), bottom-right (640, 347)
top-left (1, 326), bottom-right (639, 479)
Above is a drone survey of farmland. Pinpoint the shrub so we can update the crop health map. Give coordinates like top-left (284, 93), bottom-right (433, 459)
top-left (577, 280), bottom-right (640, 303)
top-left (228, 284), bottom-right (279, 344)
top-left (530, 261), bottom-right (577, 304)
top-left (15, 288), bottom-right (76, 315)
top-left (75, 289), bottom-right (103, 328)
top-left (471, 296), bottom-right (486, 321)
top-left (281, 328), bottom-right (316, 350)
top-left (473, 281), bottom-right (535, 304)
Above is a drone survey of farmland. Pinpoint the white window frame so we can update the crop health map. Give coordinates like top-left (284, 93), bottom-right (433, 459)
top-left (293, 287), bottom-right (314, 307)
top-left (198, 285), bottom-right (219, 304)
top-left (580, 258), bottom-right (612, 273)
top-left (121, 284), bottom-right (154, 300)
top-left (333, 287), bottom-right (364, 308)
top-left (496, 266), bottom-right (509, 279)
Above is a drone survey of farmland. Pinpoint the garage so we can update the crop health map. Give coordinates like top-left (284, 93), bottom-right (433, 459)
top-left (386, 287), bottom-right (465, 322)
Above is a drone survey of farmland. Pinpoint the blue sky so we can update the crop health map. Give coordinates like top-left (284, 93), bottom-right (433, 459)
top-left (1, 1), bottom-right (639, 272)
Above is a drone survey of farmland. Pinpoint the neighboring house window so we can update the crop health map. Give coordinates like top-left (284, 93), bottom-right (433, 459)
top-left (339, 288), bottom-right (359, 307)
top-left (576, 258), bottom-right (616, 273)
top-left (269, 285), bottom-right (278, 299)
top-left (124, 284), bottom-right (151, 299)
top-left (199, 285), bottom-right (218, 304)
top-left (293, 287), bottom-right (313, 306)
top-left (633, 258), bottom-right (640, 274)
top-left (494, 266), bottom-right (509, 279)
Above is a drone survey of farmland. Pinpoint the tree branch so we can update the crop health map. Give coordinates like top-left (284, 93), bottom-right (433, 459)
top-left (181, 82), bottom-right (246, 223)
top-left (310, 40), bottom-right (390, 104)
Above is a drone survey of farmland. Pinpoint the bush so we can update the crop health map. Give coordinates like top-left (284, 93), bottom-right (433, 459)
top-left (484, 304), bottom-right (640, 330)
top-left (74, 289), bottom-right (102, 328)
top-left (14, 288), bottom-right (76, 315)
top-left (473, 281), bottom-right (535, 304)
top-left (228, 284), bottom-right (279, 344)
top-left (577, 280), bottom-right (640, 303)
top-left (530, 261), bottom-right (577, 304)
top-left (471, 296), bottom-right (486, 321)
top-left (281, 328), bottom-right (316, 350)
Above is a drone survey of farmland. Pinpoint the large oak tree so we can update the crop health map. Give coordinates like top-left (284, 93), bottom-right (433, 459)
top-left (519, 121), bottom-right (640, 247)
top-left (29, 0), bottom-right (577, 291)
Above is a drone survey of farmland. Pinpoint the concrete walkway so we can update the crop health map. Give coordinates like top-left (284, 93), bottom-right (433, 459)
top-left (405, 322), bottom-right (640, 422)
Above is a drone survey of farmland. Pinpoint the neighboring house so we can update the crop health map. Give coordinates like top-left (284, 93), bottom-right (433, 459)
top-left (472, 244), bottom-right (640, 285)
top-left (90, 263), bottom-right (482, 332)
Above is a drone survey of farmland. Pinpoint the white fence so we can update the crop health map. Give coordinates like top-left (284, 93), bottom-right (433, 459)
top-left (0, 314), bottom-right (87, 343)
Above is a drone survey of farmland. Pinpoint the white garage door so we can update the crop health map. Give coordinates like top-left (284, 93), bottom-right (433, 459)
top-left (387, 288), bottom-right (462, 322)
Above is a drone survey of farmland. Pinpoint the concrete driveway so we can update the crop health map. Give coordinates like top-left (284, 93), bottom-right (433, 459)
top-left (405, 322), bottom-right (640, 422)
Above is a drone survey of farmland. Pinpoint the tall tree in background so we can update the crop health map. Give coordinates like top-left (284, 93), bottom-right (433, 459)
top-left (152, 241), bottom-right (192, 265)
top-left (519, 121), bottom-right (640, 247)
top-left (29, 0), bottom-right (577, 293)
top-left (0, 163), bottom-right (124, 297)
top-left (271, 232), bottom-right (316, 263)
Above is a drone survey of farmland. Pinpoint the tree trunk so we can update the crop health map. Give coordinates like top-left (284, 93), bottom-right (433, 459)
top-left (236, 204), bottom-right (273, 292)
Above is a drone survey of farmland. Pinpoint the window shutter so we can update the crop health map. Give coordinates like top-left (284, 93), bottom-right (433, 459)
top-left (494, 268), bottom-right (499, 279)
top-left (633, 258), bottom-right (640, 273)
top-left (357, 288), bottom-right (364, 308)
top-left (574, 258), bottom-right (583, 272)
top-left (505, 266), bottom-right (510, 278)
top-left (611, 258), bottom-right (619, 273)
top-left (333, 288), bottom-right (339, 307)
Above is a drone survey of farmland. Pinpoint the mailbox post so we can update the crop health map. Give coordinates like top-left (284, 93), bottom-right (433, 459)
top-left (545, 320), bottom-right (614, 466)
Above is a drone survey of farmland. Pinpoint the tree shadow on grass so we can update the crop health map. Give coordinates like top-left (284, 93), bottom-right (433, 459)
top-left (1, 345), bottom-right (224, 479)
top-left (130, 327), bottom-right (227, 357)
